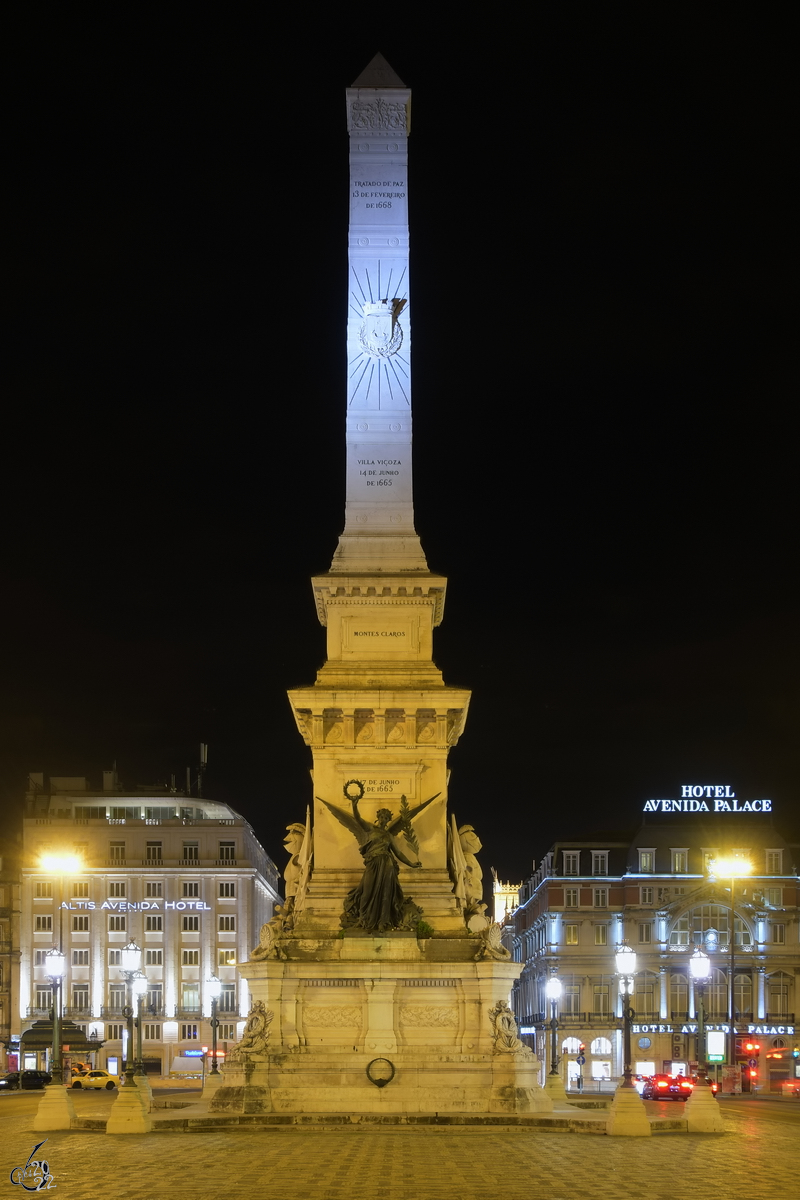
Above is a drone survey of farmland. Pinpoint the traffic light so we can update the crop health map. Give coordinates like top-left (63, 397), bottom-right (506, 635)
top-left (579, 1043), bottom-right (585, 1054)
top-left (745, 1041), bottom-right (761, 1053)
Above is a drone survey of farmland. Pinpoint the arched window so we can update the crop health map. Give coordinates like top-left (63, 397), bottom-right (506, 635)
top-left (562, 1036), bottom-right (581, 1055)
top-left (670, 973), bottom-right (688, 1018)
top-left (591, 1037), bottom-right (612, 1055)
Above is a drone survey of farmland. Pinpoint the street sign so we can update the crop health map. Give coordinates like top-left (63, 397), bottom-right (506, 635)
top-left (576, 1054), bottom-right (586, 1066)
top-left (749, 1058), bottom-right (758, 1068)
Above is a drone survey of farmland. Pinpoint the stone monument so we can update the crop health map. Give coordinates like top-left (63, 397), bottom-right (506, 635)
top-left (224, 54), bottom-right (548, 1116)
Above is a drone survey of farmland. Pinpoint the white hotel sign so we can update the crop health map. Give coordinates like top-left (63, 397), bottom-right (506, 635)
top-left (643, 785), bottom-right (772, 814)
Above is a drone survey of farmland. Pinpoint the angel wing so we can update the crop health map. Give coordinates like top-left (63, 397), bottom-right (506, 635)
top-left (316, 796), bottom-right (364, 840)
top-left (386, 793), bottom-right (441, 835)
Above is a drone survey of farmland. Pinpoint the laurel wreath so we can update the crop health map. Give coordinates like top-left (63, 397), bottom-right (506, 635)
top-left (343, 779), bottom-right (365, 801)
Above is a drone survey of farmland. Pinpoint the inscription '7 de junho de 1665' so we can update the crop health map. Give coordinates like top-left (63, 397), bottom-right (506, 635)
top-left (643, 785), bottom-right (773, 814)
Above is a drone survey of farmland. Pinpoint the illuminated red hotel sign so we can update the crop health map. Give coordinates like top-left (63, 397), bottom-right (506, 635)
top-left (643, 785), bottom-right (772, 814)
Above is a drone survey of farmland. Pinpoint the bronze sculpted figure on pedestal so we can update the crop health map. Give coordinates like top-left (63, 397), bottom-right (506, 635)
top-left (318, 780), bottom-right (438, 933)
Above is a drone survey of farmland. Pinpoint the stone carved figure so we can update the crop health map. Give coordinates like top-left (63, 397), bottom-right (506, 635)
top-left (448, 815), bottom-right (488, 928)
top-left (283, 809), bottom-right (312, 927)
top-left (318, 781), bottom-right (438, 933)
top-left (474, 922), bottom-right (512, 962)
top-left (250, 905), bottom-right (289, 961)
top-left (227, 1000), bottom-right (273, 1061)
top-left (489, 1000), bottom-right (524, 1054)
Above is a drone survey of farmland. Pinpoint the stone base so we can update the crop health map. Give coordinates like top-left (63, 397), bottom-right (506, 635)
top-left (33, 1084), bottom-right (76, 1131)
top-left (134, 1074), bottom-right (153, 1108)
top-left (544, 1072), bottom-right (569, 1103)
top-left (605, 1084), bottom-right (651, 1136)
top-left (685, 1082), bottom-right (725, 1133)
top-left (106, 1084), bottom-right (153, 1134)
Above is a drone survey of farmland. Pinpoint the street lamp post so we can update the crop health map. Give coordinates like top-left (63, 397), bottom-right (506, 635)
top-left (44, 948), bottom-right (66, 1086)
top-left (615, 943), bottom-right (637, 1089)
top-left (132, 972), bottom-right (148, 1077)
top-left (689, 946), bottom-right (710, 1080)
top-left (207, 975), bottom-right (222, 1075)
top-left (119, 941), bottom-right (142, 1088)
top-left (545, 975), bottom-right (562, 1081)
top-left (712, 856), bottom-right (752, 1070)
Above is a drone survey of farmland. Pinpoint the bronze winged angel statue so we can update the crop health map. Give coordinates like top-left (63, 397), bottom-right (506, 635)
top-left (318, 780), bottom-right (439, 933)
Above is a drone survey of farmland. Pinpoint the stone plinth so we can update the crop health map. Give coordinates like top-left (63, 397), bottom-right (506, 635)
top-left (684, 1081), bottom-right (725, 1133)
top-left (605, 1084), bottom-right (651, 1136)
top-left (106, 1085), bottom-right (153, 1134)
top-left (33, 1084), bottom-right (76, 1131)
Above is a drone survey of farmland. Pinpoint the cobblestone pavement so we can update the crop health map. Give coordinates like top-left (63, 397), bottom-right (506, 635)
top-left (1, 1099), bottom-right (796, 1200)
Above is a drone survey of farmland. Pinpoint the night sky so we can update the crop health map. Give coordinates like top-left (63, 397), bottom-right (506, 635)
top-left (3, 14), bottom-right (797, 886)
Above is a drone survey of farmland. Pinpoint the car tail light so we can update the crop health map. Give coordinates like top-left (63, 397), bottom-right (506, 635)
top-left (657, 1080), bottom-right (668, 1088)
top-left (680, 1081), bottom-right (692, 1091)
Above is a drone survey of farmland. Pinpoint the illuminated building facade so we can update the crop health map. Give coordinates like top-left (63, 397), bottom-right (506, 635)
top-left (19, 772), bottom-right (280, 1076)
top-left (512, 810), bottom-right (800, 1094)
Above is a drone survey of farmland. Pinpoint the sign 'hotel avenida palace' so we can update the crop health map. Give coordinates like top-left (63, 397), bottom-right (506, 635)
top-left (512, 786), bottom-right (799, 1094)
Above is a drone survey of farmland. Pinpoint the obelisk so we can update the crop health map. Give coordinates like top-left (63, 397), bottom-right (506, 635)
top-left (288, 53), bottom-right (471, 930)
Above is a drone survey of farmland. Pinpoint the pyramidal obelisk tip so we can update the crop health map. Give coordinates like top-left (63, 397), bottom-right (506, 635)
top-left (351, 52), bottom-right (406, 88)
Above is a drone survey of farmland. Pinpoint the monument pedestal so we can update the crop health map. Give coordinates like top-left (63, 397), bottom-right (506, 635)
top-left (231, 945), bottom-right (550, 1115)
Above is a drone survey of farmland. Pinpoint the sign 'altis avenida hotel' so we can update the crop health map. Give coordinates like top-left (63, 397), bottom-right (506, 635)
top-left (643, 785), bottom-right (773, 814)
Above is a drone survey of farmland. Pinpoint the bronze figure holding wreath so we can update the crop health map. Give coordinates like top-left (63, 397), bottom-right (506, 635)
top-left (318, 780), bottom-right (438, 933)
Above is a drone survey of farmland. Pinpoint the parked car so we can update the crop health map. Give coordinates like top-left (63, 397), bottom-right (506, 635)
top-left (0, 1070), bottom-right (53, 1090)
top-left (71, 1070), bottom-right (117, 1091)
top-left (641, 1073), bottom-right (694, 1100)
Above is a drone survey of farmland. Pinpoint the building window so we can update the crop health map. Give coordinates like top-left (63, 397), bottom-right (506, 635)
top-left (218, 949), bottom-right (237, 967)
top-left (181, 1024), bottom-right (199, 1040)
top-left (219, 984), bottom-right (237, 1012)
top-left (144, 1025), bottom-right (161, 1040)
top-left (565, 924), bottom-right (579, 946)
top-left (35, 988), bottom-right (52, 1009)
top-left (593, 889), bottom-right (607, 908)
top-left (563, 985), bottom-right (580, 1014)
top-left (72, 882), bottom-right (90, 898)
top-left (35, 882), bottom-right (53, 898)
top-left (766, 888), bottom-right (782, 907)
top-left (34, 951), bottom-right (48, 965)
top-left (564, 888), bottom-right (578, 907)
top-left (218, 841), bottom-right (236, 862)
top-left (72, 986), bottom-right (89, 1009)
top-left (219, 1023), bottom-right (237, 1041)
top-left (218, 916), bottom-right (236, 932)
top-left (671, 849), bottom-right (689, 874)
top-left (592, 852), bottom-right (608, 876)
top-left (146, 984), bottom-right (163, 1013)
top-left (182, 843), bottom-right (199, 862)
top-left (72, 950), bottom-right (90, 965)
top-left (34, 916), bottom-right (53, 932)
top-left (146, 842), bottom-right (162, 863)
top-left (146, 882), bottom-right (163, 898)
top-left (594, 926), bottom-right (608, 946)
top-left (563, 852), bottom-right (579, 876)
top-left (145, 950), bottom-right (163, 966)
top-left (771, 924), bottom-right (785, 945)
top-left (219, 882), bottom-right (236, 898)
top-left (182, 949), bottom-right (200, 965)
top-left (108, 986), bottom-right (126, 1009)
top-left (639, 923), bottom-right (652, 944)
top-left (766, 850), bottom-right (783, 874)
top-left (182, 882), bottom-right (200, 897)
top-left (109, 842), bottom-right (125, 861)
top-left (592, 985), bottom-right (609, 1015)
top-left (108, 950), bottom-right (122, 966)
top-left (768, 974), bottom-right (790, 1016)
top-left (638, 849), bottom-right (655, 874)
top-left (640, 887), bottom-right (654, 905)
top-left (635, 979), bottom-right (655, 1016)
top-left (72, 915), bottom-right (90, 931)
top-left (108, 915), bottom-right (126, 932)
top-left (106, 1024), bottom-right (124, 1040)
top-left (182, 916), bottom-right (199, 932)
top-left (146, 916), bottom-right (162, 932)
top-left (108, 881), bottom-right (126, 897)
top-left (670, 973), bottom-right (688, 1016)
